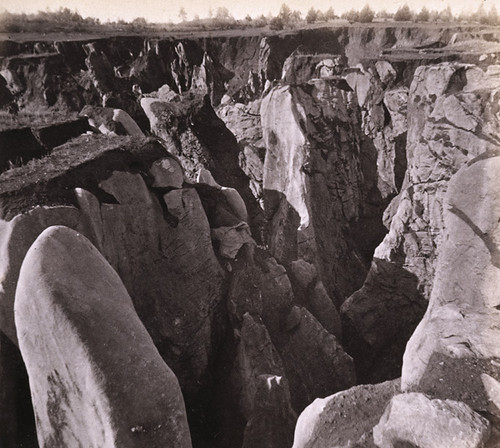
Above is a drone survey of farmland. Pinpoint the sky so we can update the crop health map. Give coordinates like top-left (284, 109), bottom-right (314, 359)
top-left (1, 0), bottom-right (498, 23)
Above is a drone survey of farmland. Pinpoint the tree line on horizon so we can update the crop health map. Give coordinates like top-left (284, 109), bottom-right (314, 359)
top-left (0, 3), bottom-right (499, 34)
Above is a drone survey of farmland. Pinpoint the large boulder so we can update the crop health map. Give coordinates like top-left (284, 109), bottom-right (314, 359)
top-left (0, 206), bottom-right (81, 343)
top-left (15, 226), bottom-right (192, 448)
top-left (292, 379), bottom-right (400, 448)
top-left (401, 154), bottom-right (500, 419)
top-left (373, 393), bottom-right (491, 448)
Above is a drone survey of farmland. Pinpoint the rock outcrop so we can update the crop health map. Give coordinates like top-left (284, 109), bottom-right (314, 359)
top-left (0, 133), bottom-right (357, 448)
top-left (141, 91), bottom-right (264, 240)
top-left (16, 226), bottom-right (192, 447)
top-left (292, 379), bottom-right (400, 448)
top-left (374, 63), bottom-right (500, 298)
top-left (373, 393), bottom-right (490, 448)
top-left (402, 154), bottom-right (500, 419)
top-left (341, 62), bottom-right (500, 383)
top-left (261, 79), bottom-right (373, 304)
top-left (0, 136), bottom-right (226, 396)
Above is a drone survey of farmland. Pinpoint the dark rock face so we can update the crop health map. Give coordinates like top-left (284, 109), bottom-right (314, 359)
top-left (341, 259), bottom-right (427, 383)
top-left (15, 226), bottom-right (192, 447)
top-left (0, 128), bottom-right (45, 171)
top-left (261, 79), bottom-right (383, 304)
top-left (0, 331), bottom-right (37, 448)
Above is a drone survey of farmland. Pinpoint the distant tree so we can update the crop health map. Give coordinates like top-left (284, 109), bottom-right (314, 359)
top-left (325, 7), bottom-right (335, 21)
top-left (359, 4), bottom-right (375, 23)
top-left (278, 3), bottom-right (292, 24)
top-left (488, 5), bottom-right (499, 25)
top-left (438, 5), bottom-right (453, 22)
top-left (290, 10), bottom-right (302, 24)
top-left (178, 7), bottom-right (187, 22)
top-left (270, 15), bottom-right (284, 30)
top-left (377, 9), bottom-right (393, 20)
top-left (416, 7), bottom-right (430, 22)
top-left (316, 10), bottom-right (326, 21)
top-left (306, 7), bottom-right (318, 23)
top-left (132, 17), bottom-right (147, 25)
top-left (342, 9), bottom-right (359, 23)
top-left (215, 6), bottom-right (230, 20)
top-left (254, 14), bottom-right (268, 27)
top-left (245, 14), bottom-right (252, 22)
top-left (394, 4), bottom-right (413, 21)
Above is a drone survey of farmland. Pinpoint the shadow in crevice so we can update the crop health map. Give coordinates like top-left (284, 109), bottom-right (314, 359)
top-left (0, 331), bottom-right (38, 448)
top-left (341, 259), bottom-right (428, 385)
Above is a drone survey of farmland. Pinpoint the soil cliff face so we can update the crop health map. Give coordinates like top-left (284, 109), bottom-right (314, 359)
top-left (1, 23), bottom-right (500, 448)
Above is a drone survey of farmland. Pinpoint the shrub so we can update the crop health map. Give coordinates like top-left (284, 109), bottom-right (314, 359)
top-left (269, 16), bottom-right (284, 30)
top-left (359, 4), bottom-right (375, 23)
top-left (416, 7), bottom-right (430, 22)
top-left (325, 7), bottom-right (335, 21)
top-left (306, 8), bottom-right (318, 23)
top-left (278, 3), bottom-right (292, 25)
top-left (342, 9), bottom-right (359, 22)
top-left (394, 4), bottom-right (413, 21)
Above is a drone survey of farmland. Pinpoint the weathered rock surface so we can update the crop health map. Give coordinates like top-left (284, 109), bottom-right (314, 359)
top-left (242, 374), bottom-right (296, 448)
top-left (401, 154), bottom-right (500, 419)
top-left (3, 26), bottom-right (500, 448)
top-left (225, 250), bottom-right (355, 428)
top-left (79, 105), bottom-right (145, 136)
top-left (216, 100), bottom-right (265, 207)
top-left (281, 306), bottom-right (356, 412)
top-left (373, 393), bottom-right (491, 448)
top-left (346, 64), bottom-right (408, 198)
top-left (341, 259), bottom-right (427, 383)
top-left (375, 63), bottom-right (500, 299)
top-left (141, 91), bottom-right (264, 240)
top-left (292, 379), bottom-right (400, 448)
top-left (288, 259), bottom-right (342, 339)
top-left (16, 226), bottom-right (192, 447)
top-left (0, 206), bottom-right (81, 342)
top-left (261, 78), bottom-right (379, 304)
top-left (0, 136), bottom-right (226, 396)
